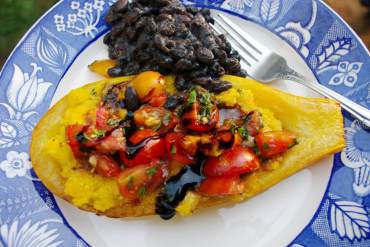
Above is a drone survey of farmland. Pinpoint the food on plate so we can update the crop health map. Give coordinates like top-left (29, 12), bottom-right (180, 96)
top-left (30, 71), bottom-right (345, 219)
top-left (101, 0), bottom-right (245, 93)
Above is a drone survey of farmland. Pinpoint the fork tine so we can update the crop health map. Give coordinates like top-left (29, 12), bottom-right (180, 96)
top-left (213, 18), bottom-right (260, 63)
top-left (216, 14), bottom-right (266, 56)
top-left (211, 24), bottom-right (252, 67)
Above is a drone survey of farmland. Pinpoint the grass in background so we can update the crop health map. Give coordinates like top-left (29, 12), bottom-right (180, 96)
top-left (0, 0), bottom-right (58, 66)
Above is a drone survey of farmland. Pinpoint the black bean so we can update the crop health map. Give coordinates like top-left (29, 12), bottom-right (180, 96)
top-left (125, 87), bottom-right (140, 111)
top-left (135, 17), bottom-right (147, 29)
top-left (108, 66), bottom-right (124, 77)
top-left (174, 75), bottom-right (191, 90)
top-left (158, 20), bottom-right (176, 36)
top-left (231, 50), bottom-right (241, 61)
top-left (170, 45), bottom-right (188, 59)
top-left (104, 0), bottom-right (243, 93)
top-left (122, 62), bottom-right (141, 75)
top-left (213, 48), bottom-right (227, 60)
top-left (175, 58), bottom-right (193, 72)
top-left (207, 80), bottom-right (232, 93)
top-left (156, 53), bottom-right (174, 69)
top-left (186, 6), bottom-right (199, 14)
top-left (196, 47), bottom-right (214, 64)
top-left (134, 49), bottom-right (152, 62)
top-left (164, 94), bottom-right (185, 109)
top-left (145, 17), bottom-right (157, 33)
top-left (210, 62), bottom-right (225, 77)
top-left (154, 34), bottom-right (170, 53)
top-left (190, 67), bottom-right (209, 78)
top-left (157, 13), bottom-right (174, 21)
top-left (224, 57), bottom-right (241, 73)
top-left (126, 7), bottom-right (143, 24)
top-left (115, 0), bottom-right (129, 12)
top-left (192, 76), bottom-right (213, 87)
top-left (155, 0), bottom-right (173, 7)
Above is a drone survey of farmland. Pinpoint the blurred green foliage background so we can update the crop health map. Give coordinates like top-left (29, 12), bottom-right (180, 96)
top-left (0, 0), bottom-right (58, 67)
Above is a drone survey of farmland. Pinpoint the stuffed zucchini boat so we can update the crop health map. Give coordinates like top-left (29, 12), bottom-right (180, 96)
top-left (30, 71), bottom-right (345, 219)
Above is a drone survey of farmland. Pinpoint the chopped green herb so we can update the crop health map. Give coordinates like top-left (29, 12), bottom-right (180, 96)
top-left (92, 129), bottom-right (106, 139)
top-left (107, 118), bottom-right (121, 126)
top-left (163, 112), bottom-right (171, 126)
top-left (253, 146), bottom-right (260, 155)
top-left (138, 187), bottom-right (147, 198)
top-left (263, 143), bottom-right (269, 149)
top-left (170, 145), bottom-right (177, 154)
top-left (199, 90), bottom-right (213, 120)
top-left (154, 122), bottom-right (162, 131)
top-left (147, 166), bottom-right (157, 177)
top-left (175, 105), bottom-right (185, 117)
top-left (199, 91), bottom-right (211, 105)
top-left (90, 88), bottom-right (97, 96)
top-left (237, 127), bottom-right (249, 138)
top-left (187, 90), bottom-right (197, 106)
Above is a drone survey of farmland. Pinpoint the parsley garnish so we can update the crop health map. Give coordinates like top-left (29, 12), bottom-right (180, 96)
top-left (199, 90), bottom-right (213, 121)
top-left (138, 187), bottom-right (147, 198)
top-left (187, 89), bottom-right (197, 106)
top-left (170, 145), bottom-right (177, 154)
top-left (263, 143), bottom-right (269, 149)
top-left (163, 112), bottom-right (171, 126)
top-left (92, 129), bottom-right (106, 139)
top-left (237, 127), bottom-right (249, 138)
top-left (107, 118), bottom-right (121, 126)
top-left (147, 167), bottom-right (157, 177)
top-left (154, 122), bottom-right (162, 131)
top-left (90, 88), bottom-right (97, 96)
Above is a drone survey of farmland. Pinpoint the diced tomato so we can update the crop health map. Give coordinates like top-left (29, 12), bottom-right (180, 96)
top-left (96, 105), bottom-right (110, 130)
top-left (133, 105), bottom-right (177, 133)
top-left (165, 133), bottom-right (194, 165)
top-left (120, 137), bottom-right (166, 167)
top-left (92, 154), bottom-right (121, 178)
top-left (245, 111), bottom-right (263, 136)
top-left (148, 90), bottom-right (168, 107)
top-left (129, 129), bottom-right (158, 145)
top-left (116, 160), bottom-right (167, 201)
top-left (66, 124), bottom-right (86, 158)
top-left (203, 146), bottom-right (260, 177)
top-left (216, 132), bottom-right (242, 149)
top-left (256, 131), bottom-right (297, 158)
top-left (130, 71), bottom-right (165, 102)
top-left (182, 103), bottom-right (219, 132)
top-left (232, 133), bottom-right (243, 148)
top-left (95, 128), bottom-right (126, 154)
top-left (218, 132), bottom-right (233, 143)
top-left (83, 125), bottom-right (106, 147)
top-left (197, 176), bottom-right (244, 196)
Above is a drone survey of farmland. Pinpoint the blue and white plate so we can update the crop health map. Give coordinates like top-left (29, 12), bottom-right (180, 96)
top-left (0, 0), bottom-right (369, 246)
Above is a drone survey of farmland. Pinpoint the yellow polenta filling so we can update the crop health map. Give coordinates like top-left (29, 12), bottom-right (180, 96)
top-left (44, 76), bottom-right (282, 212)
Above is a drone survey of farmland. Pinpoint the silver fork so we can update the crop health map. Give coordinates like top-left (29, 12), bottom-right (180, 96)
top-left (212, 14), bottom-right (370, 128)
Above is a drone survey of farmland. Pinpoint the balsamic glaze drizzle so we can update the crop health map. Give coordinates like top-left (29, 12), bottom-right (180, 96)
top-left (155, 159), bottom-right (205, 220)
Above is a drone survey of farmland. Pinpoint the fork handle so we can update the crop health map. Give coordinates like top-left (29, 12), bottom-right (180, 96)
top-left (283, 70), bottom-right (370, 129)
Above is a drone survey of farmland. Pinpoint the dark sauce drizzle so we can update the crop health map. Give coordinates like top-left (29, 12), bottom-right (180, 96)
top-left (125, 136), bottom-right (160, 159)
top-left (155, 158), bottom-right (205, 220)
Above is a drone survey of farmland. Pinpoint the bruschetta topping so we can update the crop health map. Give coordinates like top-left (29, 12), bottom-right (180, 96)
top-left (65, 71), bottom-right (297, 216)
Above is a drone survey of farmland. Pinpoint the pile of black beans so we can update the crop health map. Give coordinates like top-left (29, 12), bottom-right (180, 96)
top-left (104, 0), bottom-right (246, 93)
